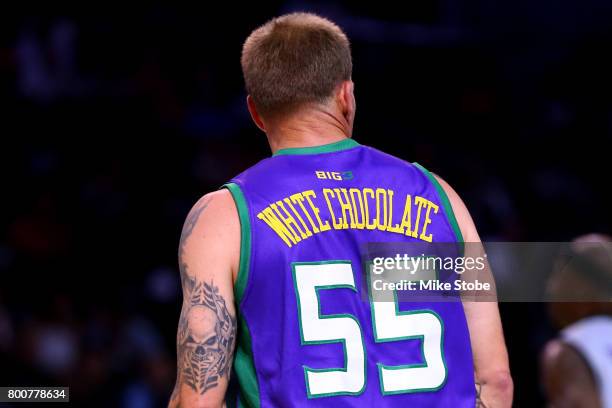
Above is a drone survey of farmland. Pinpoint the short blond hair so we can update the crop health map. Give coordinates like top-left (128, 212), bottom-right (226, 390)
top-left (241, 12), bottom-right (352, 117)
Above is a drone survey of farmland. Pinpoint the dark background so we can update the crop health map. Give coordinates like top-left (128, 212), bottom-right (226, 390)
top-left (1, 1), bottom-right (611, 406)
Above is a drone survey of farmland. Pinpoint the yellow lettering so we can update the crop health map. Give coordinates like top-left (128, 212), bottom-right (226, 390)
top-left (363, 188), bottom-right (377, 230)
top-left (334, 188), bottom-right (354, 229)
top-left (419, 200), bottom-right (439, 242)
top-left (257, 207), bottom-right (297, 247)
top-left (258, 189), bottom-right (441, 247)
top-left (386, 189), bottom-right (403, 233)
top-left (375, 188), bottom-right (388, 232)
top-left (323, 188), bottom-right (343, 230)
top-left (401, 194), bottom-right (412, 236)
top-left (303, 190), bottom-right (330, 232)
top-left (284, 197), bottom-right (312, 238)
top-left (290, 192), bottom-right (320, 234)
top-left (412, 196), bottom-right (427, 238)
top-left (349, 188), bottom-right (365, 229)
top-left (271, 202), bottom-right (304, 241)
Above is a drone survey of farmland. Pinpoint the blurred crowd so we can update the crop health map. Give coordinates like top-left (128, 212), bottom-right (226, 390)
top-left (1, 1), bottom-right (612, 406)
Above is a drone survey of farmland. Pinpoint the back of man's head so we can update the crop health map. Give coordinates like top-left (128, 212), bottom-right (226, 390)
top-left (241, 13), bottom-right (352, 119)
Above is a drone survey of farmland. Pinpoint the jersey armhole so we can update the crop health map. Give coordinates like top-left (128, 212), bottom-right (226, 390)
top-left (222, 182), bottom-right (252, 303)
top-left (222, 182), bottom-right (261, 408)
top-left (412, 163), bottom-right (465, 244)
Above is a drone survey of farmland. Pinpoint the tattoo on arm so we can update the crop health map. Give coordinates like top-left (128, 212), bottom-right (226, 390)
top-left (170, 197), bottom-right (237, 402)
top-left (179, 197), bottom-right (210, 279)
top-left (178, 278), bottom-right (237, 394)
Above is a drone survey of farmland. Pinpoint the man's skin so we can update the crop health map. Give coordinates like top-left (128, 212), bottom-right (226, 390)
top-left (169, 191), bottom-right (239, 408)
top-left (541, 340), bottom-right (601, 408)
top-left (169, 79), bottom-right (513, 407)
top-left (436, 176), bottom-right (513, 407)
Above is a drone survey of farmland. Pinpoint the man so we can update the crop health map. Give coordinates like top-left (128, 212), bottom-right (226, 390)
top-left (542, 234), bottom-right (612, 408)
top-left (169, 12), bottom-right (512, 407)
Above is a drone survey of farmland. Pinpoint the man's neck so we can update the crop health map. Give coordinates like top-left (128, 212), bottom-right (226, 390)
top-left (265, 108), bottom-right (351, 154)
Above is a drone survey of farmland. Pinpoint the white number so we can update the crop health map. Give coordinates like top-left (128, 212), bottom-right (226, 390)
top-left (372, 301), bottom-right (446, 393)
top-left (293, 262), bottom-right (365, 397)
top-left (293, 261), bottom-right (447, 397)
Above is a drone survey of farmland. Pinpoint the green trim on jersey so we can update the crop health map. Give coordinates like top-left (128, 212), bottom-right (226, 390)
top-left (224, 182), bottom-right (251, 302)
top-left (412, 163), bottom-right (464, 244)
top-left (234, 322), bottom-right (259, 408)
top-left (273, 138), bottom-right (360, 156)
top-left (223, 182), bottom-right (260, 408)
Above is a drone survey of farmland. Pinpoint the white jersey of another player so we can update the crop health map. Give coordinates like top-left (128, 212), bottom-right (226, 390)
top-left (562, 316), bottom-right (612, 408)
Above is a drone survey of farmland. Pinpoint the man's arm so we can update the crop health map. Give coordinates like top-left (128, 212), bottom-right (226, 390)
top-left (435, 174), bottom-right (513, 408)
top-left (169, 190), bottom-right (240, 408)
top-left (541, 339), bottom-right (601, 408)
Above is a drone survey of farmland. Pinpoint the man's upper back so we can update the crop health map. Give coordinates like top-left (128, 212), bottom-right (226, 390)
top-left (224, 139), bottom-right (475, 407)
top-left (231, 138), bottom-right (462, 245)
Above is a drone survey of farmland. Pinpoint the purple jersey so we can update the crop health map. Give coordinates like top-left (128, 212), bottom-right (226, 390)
top-left (224, 139), bottom-right (475, 407)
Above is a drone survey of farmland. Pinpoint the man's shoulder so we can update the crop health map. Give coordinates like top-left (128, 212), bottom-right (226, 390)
top-left (183, 189), bottom-right (239, 238)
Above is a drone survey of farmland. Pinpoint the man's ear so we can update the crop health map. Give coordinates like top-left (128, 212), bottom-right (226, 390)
top-left (337, 80), bottom-right (356, 130)
top-left (247, 95), bottom-right (266, 132)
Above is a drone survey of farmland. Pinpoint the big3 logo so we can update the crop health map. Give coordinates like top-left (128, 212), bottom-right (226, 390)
top-left (315, 171), bottom-right (354, 181)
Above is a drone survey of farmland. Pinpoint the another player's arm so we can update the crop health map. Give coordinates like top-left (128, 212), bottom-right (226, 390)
top-left (541, 339), bottom-right (601, 408)
top-left (169, 190), bottom-right (240, 408)
top-left (435, 175), bottom-right (513, 408)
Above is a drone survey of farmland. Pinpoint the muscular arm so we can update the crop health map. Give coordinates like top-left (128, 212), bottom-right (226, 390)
top-left (435, 175), bottom-right (513, 408)
top-left (169, 190), bottom-right (240, 408)
top-left (541, 339), bottom-right (601, 408)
